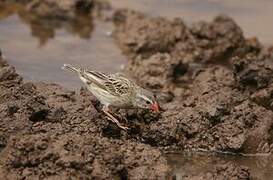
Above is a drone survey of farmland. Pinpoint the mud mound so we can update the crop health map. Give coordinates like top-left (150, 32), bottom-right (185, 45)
top-left (0, 54), bottom-right (170, 179)
top-left (113, 9), bottom-right (262, 90)
top-left (113, 9), bottom-right (273, 155)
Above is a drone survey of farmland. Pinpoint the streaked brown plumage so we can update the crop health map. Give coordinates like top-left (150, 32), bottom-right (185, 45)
top-left (62, 64), bottom-right (159, 130)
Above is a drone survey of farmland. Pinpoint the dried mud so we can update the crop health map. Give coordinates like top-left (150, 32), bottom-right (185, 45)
top-left (1, 2), bottom-right (273, 180)
top-left (113, 9), bottom-right (273, 179)
top-left (0, 52), bottom-right (170, 179)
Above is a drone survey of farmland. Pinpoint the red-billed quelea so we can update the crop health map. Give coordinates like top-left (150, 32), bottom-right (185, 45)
top-left (62, 64), bottom-right (159, 130)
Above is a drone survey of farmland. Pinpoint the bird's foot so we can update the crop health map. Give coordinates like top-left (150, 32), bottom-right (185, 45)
top-left (106, 117), bottom-right (129, 130)
top-left (113, 111), bottom-right (129, 124)
top-left (102, 106), bottom-right (129, 131)
top-left (108, 117), bottom-right (129, 130)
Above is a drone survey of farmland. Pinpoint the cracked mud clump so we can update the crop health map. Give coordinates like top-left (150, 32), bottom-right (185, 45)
top-left (0, 52), bottom-right (170, 179)
top-left (113, 9), bottom-right (273, 179)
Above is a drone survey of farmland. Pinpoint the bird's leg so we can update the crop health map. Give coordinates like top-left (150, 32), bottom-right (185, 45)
top-left (102, 106), bottom-right (129, 130)
top-left (111, 108), bottom-right (128, 123)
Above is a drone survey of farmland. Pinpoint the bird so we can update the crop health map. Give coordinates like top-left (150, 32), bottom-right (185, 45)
top-left (62, 64), bottom-right (159, 130)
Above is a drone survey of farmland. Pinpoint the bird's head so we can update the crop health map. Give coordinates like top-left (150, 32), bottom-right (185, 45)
top-left (133, 88), bottom-right (160, 112)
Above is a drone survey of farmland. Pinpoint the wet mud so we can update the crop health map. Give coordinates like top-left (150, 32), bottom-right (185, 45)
top-left (1, 1), bottom-right (273, 179)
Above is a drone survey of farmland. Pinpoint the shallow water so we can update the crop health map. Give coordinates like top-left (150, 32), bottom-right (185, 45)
top-left (0, 3), bottom-right (126, 89)
top-left (1, 1), bottom-right (273, 178)
top-left (167, 151), bottom-right (273, 180)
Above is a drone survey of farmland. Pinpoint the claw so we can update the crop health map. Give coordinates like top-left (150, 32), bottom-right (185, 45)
top-left (106, 117), bottom-right (129, 130)
top-left (262, 142), bottom-right (270, 153)
top-left (102, 106), bottom-right (129, 131)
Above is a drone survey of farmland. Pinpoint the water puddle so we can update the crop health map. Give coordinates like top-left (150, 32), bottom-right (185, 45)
top-left (167, 151), bottom-right (273, 180)
top-left (0, 3), bottom-right (126, 89)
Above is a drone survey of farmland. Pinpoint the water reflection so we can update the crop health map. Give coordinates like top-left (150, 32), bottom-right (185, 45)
top-left (0, 2), bottom-right (125, 89)
top-left (167, 152), bottom-right (273, 180)
top-left (0, 2), bottom-right (94, 46)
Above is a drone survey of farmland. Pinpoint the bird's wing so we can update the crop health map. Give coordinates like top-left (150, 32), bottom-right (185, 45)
top-left (82, 71), bottom-right (132, 96)
top-left (107, 74), bottom-right (133, 96)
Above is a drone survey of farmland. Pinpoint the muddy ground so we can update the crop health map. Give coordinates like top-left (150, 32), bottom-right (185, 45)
top-left (1, 0), bottom-right (273, 179)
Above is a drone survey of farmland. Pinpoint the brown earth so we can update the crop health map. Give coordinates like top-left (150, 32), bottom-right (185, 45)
top-left (112, 9), bottom-right (273, 179)
top-left (113, 9), bottom-right (273, 154)
top-left (0, 51), bottom-right (170, 179)
top-left (1, 1), bottom-right (273, 179)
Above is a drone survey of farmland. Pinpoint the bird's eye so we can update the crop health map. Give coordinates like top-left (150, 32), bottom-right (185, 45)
top-left (146, 100), bottom-right (150, 104)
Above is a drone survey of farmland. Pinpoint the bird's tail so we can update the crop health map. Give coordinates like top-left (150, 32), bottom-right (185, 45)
top-left (62, 64), bottom-right (80, 73)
